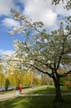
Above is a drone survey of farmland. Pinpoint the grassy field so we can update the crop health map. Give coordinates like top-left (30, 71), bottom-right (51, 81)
top-left (0, 96), bottom-right (71, 108)
top-left (0, 86), bottom-right (71, 108)
top-left (27, 85), bottom-right (71, 94)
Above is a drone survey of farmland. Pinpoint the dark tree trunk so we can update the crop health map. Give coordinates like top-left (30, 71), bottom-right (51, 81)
top-left (5, 78), bottom-right (9, 91)
top-left (5, 87), bottom-right (8, 91)
top-left (53, 77), bottom-right (63, 102)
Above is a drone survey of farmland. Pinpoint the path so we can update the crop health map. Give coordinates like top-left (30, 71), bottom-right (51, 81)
top-left (0, 86), bottom-right (47, 100)
top-left (0, 86), bottom-right (71, 101)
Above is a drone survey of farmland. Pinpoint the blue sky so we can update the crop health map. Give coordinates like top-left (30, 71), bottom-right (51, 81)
top-left (0, 0), bottom-right (24, 54)
top-left (0, 0), bottom-right (71, 56)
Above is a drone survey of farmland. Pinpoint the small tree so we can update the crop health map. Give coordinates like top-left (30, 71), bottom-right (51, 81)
top-left (5, 78), bottom-right (10, 91)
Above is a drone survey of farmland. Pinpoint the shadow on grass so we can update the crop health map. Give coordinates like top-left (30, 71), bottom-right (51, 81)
top-left (0, 87), bottom-right (71, 108)
top-left (0, 95), bottom-right (71, 108)
top-left (0, 96), bottom-right (54, 108)
top-left (28, 87), bottom-right (55, 94)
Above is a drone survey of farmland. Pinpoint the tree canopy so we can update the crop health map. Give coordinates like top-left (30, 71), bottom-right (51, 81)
top-left (9, 1), bottom-right (71, 102)
top-left (52, 0), bottom-right (71, 10)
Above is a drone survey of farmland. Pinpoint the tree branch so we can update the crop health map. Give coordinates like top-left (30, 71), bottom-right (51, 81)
top-left (59, 70), bottom-right (71, 77)
top-left (34, 59), bottom-right (54, 70)
top-left (30, 64), bottom-right (53, 78)
top-left (56, 33), bottom-right (70, 69)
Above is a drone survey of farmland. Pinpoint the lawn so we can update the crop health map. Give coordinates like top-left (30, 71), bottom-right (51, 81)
top-left (27, 85), bottom-right (71, 94)
top-left (0, 96), bottom-right (71, 108)
top-left (0, 86), bottom-right (71, 108)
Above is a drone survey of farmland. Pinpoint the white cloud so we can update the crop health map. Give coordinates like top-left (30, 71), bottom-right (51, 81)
top-left (22, 0), bottom-right (57, 27)
top-left (54, 1), bottom-right (71, 16)
top-left (42, 10), bottom-right (57, 26)
top-left (0, 0), bottom-right (14, 16)
top-left (2, 18), bottom-right (19, 28)
top-left (0, 50), bottom-right (14, 56)
top-left (0, 0), bottom-right (71, 29)
top-left (20, 0), bottom-right (71, 28)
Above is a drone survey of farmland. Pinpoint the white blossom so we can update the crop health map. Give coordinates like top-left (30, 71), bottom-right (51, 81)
top-left (30, 60), bottom-right (34, 65)
top-left (44, 39), bottom-right (48, 43)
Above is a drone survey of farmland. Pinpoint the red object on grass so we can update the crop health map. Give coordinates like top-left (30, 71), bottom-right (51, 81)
top-left (19, 84), bottom-right (23, 93)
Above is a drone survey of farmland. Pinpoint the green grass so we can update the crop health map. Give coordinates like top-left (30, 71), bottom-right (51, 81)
top-left (28, 86), bottom-right (71, 94)
top-left (28, 87), bottom-right (55, 94)
top-left (0, 86), bottom-right (71, 108)
top-left (0, 96), bottom-right (71, 108)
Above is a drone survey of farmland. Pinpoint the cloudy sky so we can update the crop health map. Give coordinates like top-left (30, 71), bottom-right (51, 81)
top-left (0, 0), bottom-right (71, 56)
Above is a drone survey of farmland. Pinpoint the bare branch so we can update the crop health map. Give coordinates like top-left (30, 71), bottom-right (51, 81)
top-left (59, 70), bottom-right (71, 77)
top-left (30, 64), bottom-right (53, 78)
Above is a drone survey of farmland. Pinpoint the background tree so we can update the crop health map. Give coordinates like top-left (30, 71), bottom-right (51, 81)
top-left (0, 64), bottom-right (5, 88)
top-left (5, 78), bottom-right (10, 91)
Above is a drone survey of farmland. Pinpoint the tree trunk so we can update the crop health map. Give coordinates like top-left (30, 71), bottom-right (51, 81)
top-left (54, 77), bottom-right (63, 102)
